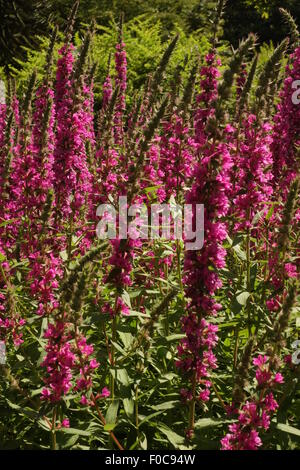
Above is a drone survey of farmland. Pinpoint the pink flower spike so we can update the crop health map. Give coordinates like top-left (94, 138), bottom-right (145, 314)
top-left (89, 359), bottom-right (100, 369)
top-left (80, 395), bottom-right (89, 406)
top-left (273, 372), bottom-right (284, 384)
top-left (253, 355), bottom-right (268, 368)
top-left (100, 387), bottom-right (110, 398)
top-left (41, 388), bottom-right (51, 400)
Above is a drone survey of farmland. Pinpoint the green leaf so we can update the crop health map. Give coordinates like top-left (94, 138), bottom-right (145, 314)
top-left (116, 368), bottom-right (130, 387)
top-left (165, 334), bottom-right (186, 342)
top-left (252, 209), bottom-right (265, 226)
top-left (145, 186), bottom-right (160, 194)
top-left (232, 291), bottom-right (250, 314)
top-left (123, 397), bottom-right (134, 418)
top-left (266, 204), bottom-right (275, 221)
top-left (38, 418), bottom-right (51, 432)
top-left (118, 331), bottom-right (134, 349)
top-left (59, 250), bottom-right (68, 261)
top-left (64, 434), bottom-right (79, 449)
top-left (128, 310), bottom-right (150, 318)
top-left (276, 423), bottom-right (300, 437)
top-left (31, 387), bottom-right (44, 397)
top-left (104, 423), bottom-right (116, 432)
top-left (140, 431), bottom-right (147, 450)
top-left (152, 400), bottom-right (179, 411)
top-left (121, 291), bottom-right (131, 308)
top-left (139, 410), bottom-right (165, 426)
top-left (6, 400), bottom-right (22, 411)
top-left (216, 321), bottom-right (238, 329)
top-left (194, 418), bottom-right (232, 429)
top-left (5, 400), bottom-right (38, 420)
top-left (110, 341), bottom-right (127, 355)
top-left (236, 291), bottom-right (250, 306)
top-left (158, 425), bottom-right (185, 448)
top-left (233, 244), bottom-right (246, 261)
top-left (0, 218), bottom-right (18, 228)
top-left (227, 235), bottom-right (247, 261)
top-left (60, 427), bottom-right (91, 437)
top-left (105, 399), bottom-right (119, 425)
top-left (158, 372), bottom-right (178, 383)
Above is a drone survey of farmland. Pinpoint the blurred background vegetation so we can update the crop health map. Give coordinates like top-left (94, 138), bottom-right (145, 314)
top-left (0, 0), bottom-right (299, 103)
top-left (1, 0), bottom-right (299, 68)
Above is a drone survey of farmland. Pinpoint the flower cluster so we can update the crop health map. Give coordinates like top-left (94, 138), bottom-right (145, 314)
top-left (113, 41), bottom-right (127, 146)
top-left (233, 115), bottom-right (273, 231)
top-left (41, 321), bottom-right (101, 403)
top-left (221, 356), bottom-right (283, 450)
top-left (176, 52), bottom-right (233, 412)
top-left (272, 46), bottom-right (300, 195)
top-left (0, 11), bottom-right (298, 451)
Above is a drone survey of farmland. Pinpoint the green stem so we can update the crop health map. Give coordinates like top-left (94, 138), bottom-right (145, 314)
top-left (0, 263), bottom-right (8, 285)
top-left (135, 384), bottom-right (139, 440)
top-left (233, 325), bottom-right (239, 369)
top-left (176, 239), bottom-right (183, 292)
top-left (51, 406), bottom-right (57, 450)
top-left (210, 380), bottom-right (227, 410)
top-left (188, 371), bottom-right (197, 431)
top-left (110, 313), bottom-right (118, 400)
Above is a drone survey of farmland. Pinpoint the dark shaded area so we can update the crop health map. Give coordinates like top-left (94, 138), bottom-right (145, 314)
top-left (223, 0), bottom-right (300, 47)
top-left (0, 0), bottom-right (53, 69)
